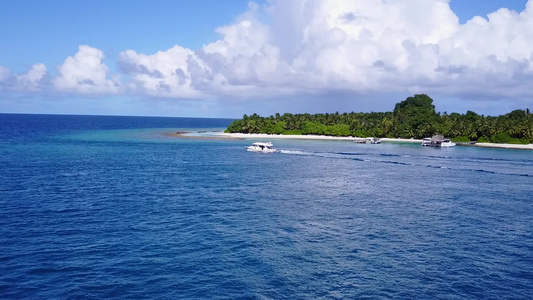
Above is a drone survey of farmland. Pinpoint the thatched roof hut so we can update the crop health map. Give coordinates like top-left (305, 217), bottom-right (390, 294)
top-left (431, 134), bottom-right (444, 142)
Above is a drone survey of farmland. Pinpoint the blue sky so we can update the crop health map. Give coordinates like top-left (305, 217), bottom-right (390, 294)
top-left (0, 0), bottom-right (247, 72)
top-left (0, 0), bottom-right (531, 117)
top-left (450, 0), bottom-right (528, 22)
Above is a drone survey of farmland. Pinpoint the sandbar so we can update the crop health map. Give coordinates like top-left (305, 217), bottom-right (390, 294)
top-left (166, 131), bottom-right (243, 140)
top-left (473, 143), bottom-right (533, 150)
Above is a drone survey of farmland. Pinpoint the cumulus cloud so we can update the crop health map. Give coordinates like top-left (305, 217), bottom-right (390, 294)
top-left (53, 45), bottom-right (120, 94)
top-left (118, 2), bottom-right (295, 98)
top-left (16, 63), bottom-right (47, 91)
top-left (0, 66), bottom-right (10, 82)
top-left (5, 0), bottom-right (533, 107)
top-left (0, 64), bottom-right (47, 92)
top-left (260, 0), bottom-right (533, 98)
top-left (118, 45), bottom-right (205, 98)
top-left (114, 0), bottom-right (533, 102)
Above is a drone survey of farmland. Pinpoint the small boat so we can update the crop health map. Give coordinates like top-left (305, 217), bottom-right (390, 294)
top-left (421, 137), bottom-right (432, 146)
top-left (368, 137), bottom-right (381, 144)
top-left (422, 135), bottom-right (456, 147)
top-left (455, 141), bottom-right (477, 146)
top-left (247, 142), bottom-right (277, 153)
top-left (440, 139), bottom-right (456, 147)
top-left (354, 137), bottom-right (381, 144)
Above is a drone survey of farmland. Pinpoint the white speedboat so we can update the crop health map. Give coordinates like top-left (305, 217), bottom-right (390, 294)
top-left (440, 139), bottom-right (456, 147)
top-left (354, 137), bottom-right (381, 144)
top-left (367, 137), bottom-right (381, 144)
top-left (247, 142), bottom-right (277, 153)
top-left (421, 137), bottom-right (432, 146)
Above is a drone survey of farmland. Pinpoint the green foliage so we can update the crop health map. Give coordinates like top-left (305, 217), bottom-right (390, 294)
top-left (282, 130), bottom-right (303, 135)
top-left (491, 132), bottom-right (512, 143)
top-left (352, 130), bottom-right (367, 138)
top-left (301, 121), bottom-right (328, 135)
top-left (265, 121), bottom-right (286, 134)
top-left (393, 94), bottom-right (439, 139)
top-left (329, 124), bottom-right (351, 136)
top-left (451, 136), bottom-right (471, 143)
top-left (508, 138), bottom-right (530, 144)
top-left (225, 120), bottom-right (242, 133)
top-left (226, 95), bottom-right (533, 143)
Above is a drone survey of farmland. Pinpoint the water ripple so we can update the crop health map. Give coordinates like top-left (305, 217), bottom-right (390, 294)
top-left (1, 117), bottom-right (532, 299)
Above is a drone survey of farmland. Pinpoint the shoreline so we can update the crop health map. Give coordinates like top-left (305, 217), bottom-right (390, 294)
top-left (218, 132), bottom-right (422, 143)
top-left (217, 132), bottom-right (533, 150)
top-left (471, 142), bottom-right (533, 150)
top-left (166, 131), bottom-right (243, 140)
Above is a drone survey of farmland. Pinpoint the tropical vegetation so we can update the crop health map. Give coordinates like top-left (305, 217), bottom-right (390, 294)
top-left (225, 94), bottom-right (533, 144)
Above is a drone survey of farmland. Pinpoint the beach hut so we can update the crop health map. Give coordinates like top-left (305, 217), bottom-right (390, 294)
top-left (422, 134), bottom-right (455, 147)
top-left (431, 135), bottom-right (444, 143)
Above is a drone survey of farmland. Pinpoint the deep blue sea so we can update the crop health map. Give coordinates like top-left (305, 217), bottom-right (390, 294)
top-left (1, 113), bottom-right (532, 299)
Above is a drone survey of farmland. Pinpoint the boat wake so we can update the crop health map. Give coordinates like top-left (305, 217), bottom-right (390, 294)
top-left (277, 149), bottom-right (531, 177)
top-left (278, 150), bottom-right (314, 156)
top-left (279, 149), bottom-right (366, 161)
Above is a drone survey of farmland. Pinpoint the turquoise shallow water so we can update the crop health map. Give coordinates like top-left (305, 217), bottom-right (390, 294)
top-left (1, 114), bottom-right (532, 299)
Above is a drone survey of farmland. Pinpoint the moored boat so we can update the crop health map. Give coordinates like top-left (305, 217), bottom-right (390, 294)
top-left (422, 135), bottom-right (456, 147)
top-left (440, 139), bottom-right (456, 147)
top-left (354, 137), bottom-right (381, 144)
top-left (421, 137), bottom-right (432, 146)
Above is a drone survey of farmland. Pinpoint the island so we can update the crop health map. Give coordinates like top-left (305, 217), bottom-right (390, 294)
top-left (224, 94), bottom-right (533, 149)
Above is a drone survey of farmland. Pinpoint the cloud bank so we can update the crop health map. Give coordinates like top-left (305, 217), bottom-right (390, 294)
top-left (2, 0), bottom-right (533, 106)
top-left (53, 45), bottom-right (120, 94)
top-left (0, 64), bottom-right (47, 92)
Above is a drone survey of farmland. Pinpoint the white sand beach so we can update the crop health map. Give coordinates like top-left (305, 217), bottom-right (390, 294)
top-left (220, 132), bottom-right (377, 141)
top-left (220, 132), bottom-right (423, 143)
top-left (219, 132), bottom-right (533, 150)
top-left (474, 143), bottom-right (533, 150)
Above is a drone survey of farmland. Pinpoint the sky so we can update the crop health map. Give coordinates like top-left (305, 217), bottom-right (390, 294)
top-left (0, 0), bottom-right (531, 118)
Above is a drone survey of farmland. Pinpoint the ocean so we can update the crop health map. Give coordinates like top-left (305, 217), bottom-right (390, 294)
top-left (0, 113), bottom-right (532, 299)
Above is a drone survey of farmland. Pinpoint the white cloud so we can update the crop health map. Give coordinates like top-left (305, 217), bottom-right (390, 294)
top-left (118, 2), bottom-right (294, 98)
top-left (5, 0), bottom-right (533, 112)
top-left (115, 0), bottom-right (533, 103)
top-left (198, 2), bottom-right (294, 95)
top-left (0, 66), bottom-right (10, 82)
top-left (118, 45), bottom-right (205, 98)
top-left (16, 63), bottom-right (47, 91)
top-left (261, 0), bottom-right (533, 98)
top-left (53, 45), bottom-right (120, 94)
top-left (0, 64), bottom-right (47, 92)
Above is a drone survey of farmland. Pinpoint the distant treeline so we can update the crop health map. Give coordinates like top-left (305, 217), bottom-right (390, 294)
top-left (226, 94), bottom-right (533, 144)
